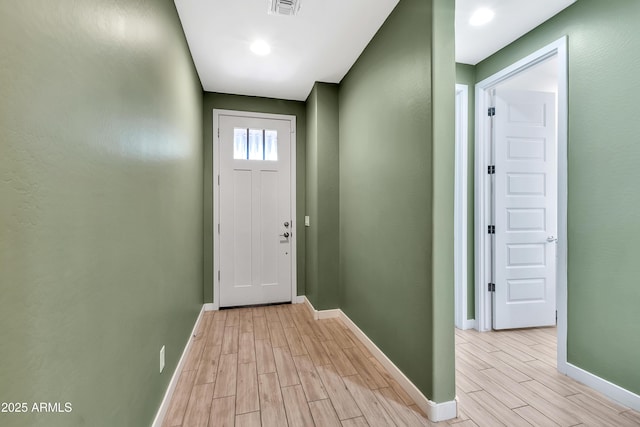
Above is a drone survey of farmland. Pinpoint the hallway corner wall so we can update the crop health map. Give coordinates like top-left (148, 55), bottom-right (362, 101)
top-left (430, 0), bottom-right (456, 402)
top-left (305, 82), bottom-right (340, 310)
top-left (338, 0), bottom-right (455, 403)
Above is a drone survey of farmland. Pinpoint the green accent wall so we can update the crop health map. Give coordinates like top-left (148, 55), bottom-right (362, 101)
top-left (305, 83), bottom-right (340, 309)
top-left (338, 0), bottom-right (455, 402)
top-left (455, 63), bottom-right (476, 321)
top-left (202, 93), bottom-right (307, 302)
top-left (476, 0), bottom-right (640, 395)
top-left (0, 1), bottom-right (203, 426)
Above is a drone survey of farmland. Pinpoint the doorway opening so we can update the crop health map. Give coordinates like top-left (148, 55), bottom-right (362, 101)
top-left (472, 36), bottom-right (568, 370)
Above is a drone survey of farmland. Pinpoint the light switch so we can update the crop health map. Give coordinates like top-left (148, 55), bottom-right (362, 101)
top-left (304, 216), bottom-right (310, 227)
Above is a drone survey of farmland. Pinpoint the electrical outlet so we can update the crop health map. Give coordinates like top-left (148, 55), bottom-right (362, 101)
top-left (304, 215), bottom-right (310, 227)
top-left (160, 345), bottom-right (165, 373)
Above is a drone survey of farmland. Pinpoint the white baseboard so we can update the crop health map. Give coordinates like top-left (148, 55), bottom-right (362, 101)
top-left (293, 295), bottom-right (305, 304)
top-left (151, 305), bottom-right (207, 427)
top-left (337, 311), bottom-right (457, 422)
top-left (302, 296), bottom-right (341, 320)
top-left (304, 297), bottom-right (457, 422)
top-left (203, 303), bottom-right (217, 312)
top-left (317, 309), bottom-right (341, 320)
top-left (462, 318), bottom-right (476, 330)
top-left (565, 362), bottom-right (640, 412)
top-left (303, 296), bottom-right (315, 317)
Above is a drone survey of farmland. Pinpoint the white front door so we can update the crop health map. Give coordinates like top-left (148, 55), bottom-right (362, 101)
top-left (492, 89), bottom-right (557, 330)
top-left (218, 114), bottom-right (293, 307)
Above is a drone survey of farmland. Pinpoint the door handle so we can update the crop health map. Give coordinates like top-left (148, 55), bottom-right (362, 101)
top-left (279, 232), bottom-right (290, 238)
top-left (546, 236), bottom-right (558, 243)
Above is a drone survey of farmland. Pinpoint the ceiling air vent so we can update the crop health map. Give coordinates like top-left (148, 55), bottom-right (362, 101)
top-left (268, 0), bottom-right (301, 16)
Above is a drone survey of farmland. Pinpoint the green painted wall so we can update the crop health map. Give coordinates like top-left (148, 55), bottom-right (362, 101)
top-left (338, 0), bottom-right (455, 401)
top-left (430, 0), bottom-right (456, 402)
top-left (0, 1), bottom-right (203, 426)
top-left (476, 0), bottom-right (640, 395)
top-left (305, 86), bottom-right (319, 306)
top-left (305, 83), bottom-right (340, 310)
top-left (455, 63), bottom-right (476, 321)
top-left (202, 93), bottom-right (307, 302)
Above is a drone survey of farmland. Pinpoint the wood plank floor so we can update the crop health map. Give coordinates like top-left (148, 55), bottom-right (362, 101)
top-left (162, 304), bottom-right (640, 426)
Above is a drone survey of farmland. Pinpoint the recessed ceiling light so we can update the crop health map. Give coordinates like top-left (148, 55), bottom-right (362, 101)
top-left (469, 7), bottom-right (495, 26)
top-left (250, 40), bottom-right (271, 56)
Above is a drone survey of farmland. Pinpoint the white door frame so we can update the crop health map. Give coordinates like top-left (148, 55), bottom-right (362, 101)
top-left (212, 109), bottom-right (297, 310)
top-left (474, 37), bottom-right (568, 372)
top-left (454, 84), bottom-right (472, 330)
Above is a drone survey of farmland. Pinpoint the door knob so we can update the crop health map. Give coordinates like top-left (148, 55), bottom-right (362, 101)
top-left (284, 221), bottom-right (290, 228)
top-left (546, 236), bottom-right (558, 243)
top-left (280, 232), bottom-right (290, 238)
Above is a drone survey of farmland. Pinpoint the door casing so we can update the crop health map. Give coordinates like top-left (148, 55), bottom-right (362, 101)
top-left (212, 109), bottom-right (298, 310)
top-left (474, 36), bottom-right (568, 373)
top-left (454, 84), bottom-right (471, 330)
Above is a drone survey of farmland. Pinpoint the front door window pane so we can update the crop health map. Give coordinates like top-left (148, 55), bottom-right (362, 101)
top-left (248, 129), bottom-right (263, 160)
top-left (233, 128), bottom-right (248, 159)
top-left (265, 130), bottom-right (278, 161)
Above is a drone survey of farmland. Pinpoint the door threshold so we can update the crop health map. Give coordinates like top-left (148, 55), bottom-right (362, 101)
top-left (219, 301), bottom-right (292, 310)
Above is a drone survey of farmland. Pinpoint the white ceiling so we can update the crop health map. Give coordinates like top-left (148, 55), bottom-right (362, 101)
top-left (174, 0), bottom-right (577, 101)
top-left (174, 0), bottom-right (399, 101)
top-left (456, 0), bottom-right (576, 65)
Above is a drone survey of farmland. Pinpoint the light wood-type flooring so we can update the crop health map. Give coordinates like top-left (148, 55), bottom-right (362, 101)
top-left (162, 303), bottom-right (640, 426)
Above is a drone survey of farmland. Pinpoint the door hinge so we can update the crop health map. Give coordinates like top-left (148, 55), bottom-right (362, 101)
top-left (217, 174), bottom-right (220, 186)
top-left (218, 223), bottom-right (220, 234)
top-left (218, 270), bottom-right (220, 281)
top-left (487, 165), bottom-right (495, 175)
top-left (488, 107), bottom-right (496, 117)
top-left (488, 225), bottom-right (495, 234)
top-left (488, 283), bottom-right (496, 292)
top-left (217, 128), bottom-right (220, 138)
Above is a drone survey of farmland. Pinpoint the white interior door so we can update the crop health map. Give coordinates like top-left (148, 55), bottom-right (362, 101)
top-left (493, 89), bottom-right (557, 329)
top-left (219, 114), bottom-right (293, 307)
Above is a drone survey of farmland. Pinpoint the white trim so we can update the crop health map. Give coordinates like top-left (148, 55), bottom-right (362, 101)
top-left (462, 318), bottom-right (476, 330)
top-left (303, 297), bottom-right (457, 422)
top-left (203, 303), bottom-right (217, 312)
top-left (337, 312), bottom-right (457, 422)
top-left (302, 296), bottom-right (340, 320)
top-left (151, 306), bottom-right (207, 427)
top-left (565, 363), bottom-right (640, 412)
top-left (454, 84), bottom-right (470, 330)
top-left (212, 109), bottom-right (298, 309)
top-left (474, 37), bottom-right (568, 337)
top-left (292, 295), bottom-right (305, 304)
top-left (303, 296), bottom-right (316, 319)
top-left (304, 295), bottom-right (317, 320)
top-left (555, 38), bottom-right (569, 376)
top-left (317, 309), bottom-right (341, 320)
